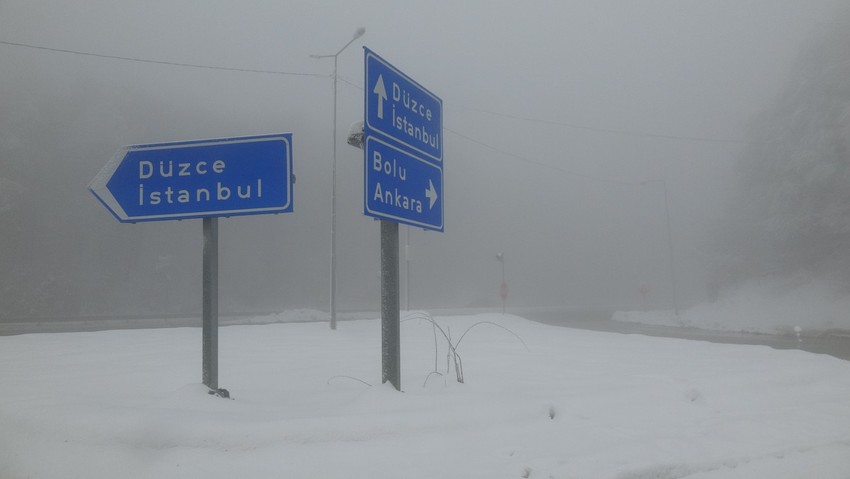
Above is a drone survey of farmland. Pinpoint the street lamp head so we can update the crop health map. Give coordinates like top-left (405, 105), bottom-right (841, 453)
top-left (311, 27), bottom-right (366, 59)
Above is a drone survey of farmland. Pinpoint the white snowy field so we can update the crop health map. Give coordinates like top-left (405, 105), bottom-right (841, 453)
top-left (2, 313), bottom-right (850, 479)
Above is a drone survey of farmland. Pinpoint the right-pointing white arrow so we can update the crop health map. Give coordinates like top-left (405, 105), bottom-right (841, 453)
top-left (425, 179), bottom-right (438, 210)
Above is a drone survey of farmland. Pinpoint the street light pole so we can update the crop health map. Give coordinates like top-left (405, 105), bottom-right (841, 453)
top-left (310, 27), bottom-right (365, 330)
top-left (496, 252), bottom-right (506, 314)
top-left (641, 179), bottom-right (679, 317)
top-left (661, 180), bottom-right (679, 317)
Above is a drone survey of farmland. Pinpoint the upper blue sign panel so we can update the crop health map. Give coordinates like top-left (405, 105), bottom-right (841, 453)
top-left (364, 47), bottom-right (443, 164)
top-left (89, 134), bottom-right (293, 223)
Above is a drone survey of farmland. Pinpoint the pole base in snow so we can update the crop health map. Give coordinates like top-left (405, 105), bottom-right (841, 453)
top-left (207, 387), bottom-right (231, 399)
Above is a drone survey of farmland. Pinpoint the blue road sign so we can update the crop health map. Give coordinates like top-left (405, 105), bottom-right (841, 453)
top-left (89, 133), bottom-right (293, 222)
top-left (363, 48), bottom-right (444, 232)
top-left (365, 47), bottom-right (443, 164)
top-left (365, 136), bottom-right (443, 231)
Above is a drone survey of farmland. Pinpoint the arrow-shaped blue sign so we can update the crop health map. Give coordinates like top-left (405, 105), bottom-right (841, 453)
top-left (89, 134), bottom-right (293, 222)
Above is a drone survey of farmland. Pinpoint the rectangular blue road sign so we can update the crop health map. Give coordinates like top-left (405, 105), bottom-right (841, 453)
top-left (363, 48), bottom-right (444, 232)
top-left (365, 47), bottom-right (443, 164)
top-left (89, 133), bottom-right (293, 222)
top-left (365, 136), bottom-right (443, 232)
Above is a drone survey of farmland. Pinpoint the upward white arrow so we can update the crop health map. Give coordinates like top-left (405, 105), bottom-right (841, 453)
top-left (425, 179), bottom-right (438, 210)
top-left (373, 74), bottom-right (387, 119)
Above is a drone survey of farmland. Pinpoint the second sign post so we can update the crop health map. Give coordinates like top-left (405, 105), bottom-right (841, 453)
top-left (362, 48), bottom-right (444, 391)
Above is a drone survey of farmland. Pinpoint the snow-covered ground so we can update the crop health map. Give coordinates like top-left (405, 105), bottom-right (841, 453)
top-left (616, 276), bottom-right (850, 335)
top-left (2, 312), bottom-right (850, 478)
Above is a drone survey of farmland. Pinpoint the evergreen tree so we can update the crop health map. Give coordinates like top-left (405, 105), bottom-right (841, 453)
top-left (716, 9), bottom-right (850, 287)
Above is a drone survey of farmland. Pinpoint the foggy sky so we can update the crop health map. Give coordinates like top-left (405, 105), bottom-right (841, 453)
top-left (0, 0), bottom-right (844, 316)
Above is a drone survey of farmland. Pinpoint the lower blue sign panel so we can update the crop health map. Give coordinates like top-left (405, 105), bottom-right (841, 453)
top-left (90, 134), bottom-right (293, 222)
top-left (364, 136), bottom-right (443, 232)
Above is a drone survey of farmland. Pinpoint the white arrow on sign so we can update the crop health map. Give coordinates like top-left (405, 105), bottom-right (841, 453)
top-left (373, 74), bottom-right (387, 119)
top-left (425, 179), bottom-right (438, 210)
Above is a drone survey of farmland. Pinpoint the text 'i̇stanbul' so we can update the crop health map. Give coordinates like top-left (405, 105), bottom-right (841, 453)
top-left (137, 159), bottom-right (262, 206)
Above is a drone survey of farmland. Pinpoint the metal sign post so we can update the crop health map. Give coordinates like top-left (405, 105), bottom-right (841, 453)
top-left (362, 48), bottom-right (444, 391)
top-left (380, 220), bottom-right (401, 389)
top-left (202, 217), bottom-right (219, 391)
top-left (349, 129), bottom-right (403, 390)
top-left (90, 133), bottom-right (294, 397)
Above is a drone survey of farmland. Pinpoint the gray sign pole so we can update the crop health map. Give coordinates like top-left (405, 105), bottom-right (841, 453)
top-left (202, 217), bottom-right (219, 391)
top-left (380, 219), bottom-right (401, 391)
top-left (91, 134), bottom-right (294, 401)
top-left (348, 124), bottom-right (402, 391)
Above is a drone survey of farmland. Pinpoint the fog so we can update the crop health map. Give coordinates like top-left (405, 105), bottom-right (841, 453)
top-left (1, 0), bottom-right (845, 318)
